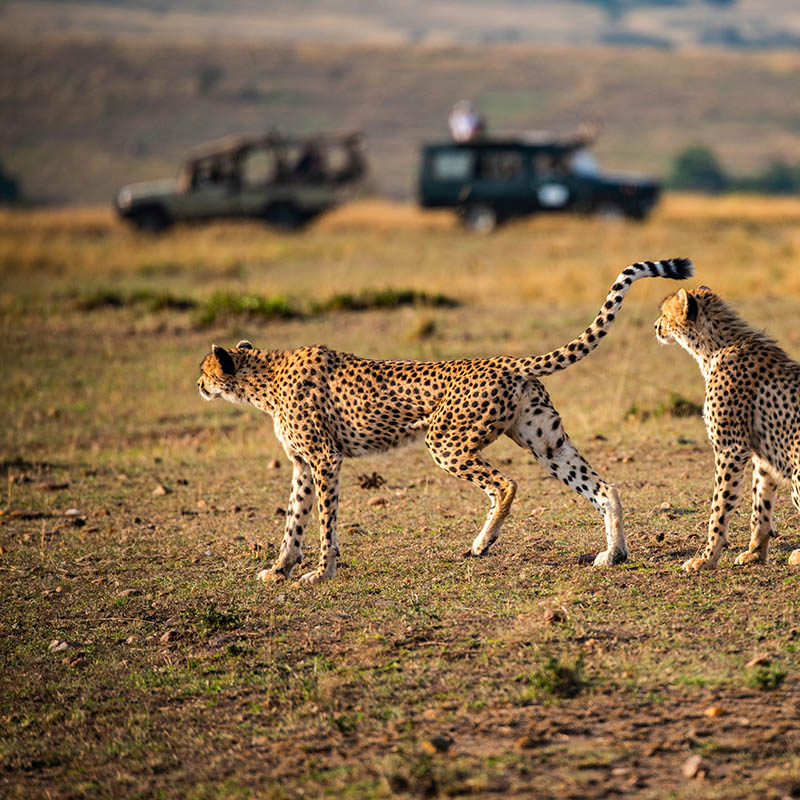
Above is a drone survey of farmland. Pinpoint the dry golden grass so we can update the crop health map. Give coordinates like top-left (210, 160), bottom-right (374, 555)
top-left (2, 197), bottom-right (800, 799)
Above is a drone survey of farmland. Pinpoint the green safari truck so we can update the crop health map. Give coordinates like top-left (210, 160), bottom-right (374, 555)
top-left (115, 131), bottom-right (367, 233)
top-left (418, 136), bottom-right (660, 232)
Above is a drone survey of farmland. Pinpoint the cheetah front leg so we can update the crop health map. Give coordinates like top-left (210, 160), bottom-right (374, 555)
top-left (734, 456), bottom-right (777, 566)
top-left (684, 449), bottom-right (748, 572)
top-left (298, 455), bottom-right (343, 585)
top-left (788, 468), bottom-right (800, 566)
top-left (258, 456), bottom-right (315, 582)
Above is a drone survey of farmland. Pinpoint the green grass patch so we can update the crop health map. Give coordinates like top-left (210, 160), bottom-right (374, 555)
top-left (76, 288), bottom-right (196, 312)
top-left (746, 665), bottom-right (787, 691)
top-left (310, 289), bottom-right (459, 314)
top-left (196, 290), bottom-right (298, 325)
top-left (625, 391), bottom-right (703, 422)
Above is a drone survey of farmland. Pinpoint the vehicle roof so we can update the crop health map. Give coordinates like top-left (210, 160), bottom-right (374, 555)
top-left (423, 138), bottom-right (587, 154)
top-left (184, 130), bottom-right (363, 164)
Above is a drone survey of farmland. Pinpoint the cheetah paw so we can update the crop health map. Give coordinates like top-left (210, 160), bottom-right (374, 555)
top-left (257, 567), bottom-right (288, 583)
top-left (682, 556), bottom-right (716, 573)
top-left (298, 570), bottom-right (330, 585)
top-left (593, 549), bottom-right (628, 567)
top-left (734, 551), bottom-right (765, 566)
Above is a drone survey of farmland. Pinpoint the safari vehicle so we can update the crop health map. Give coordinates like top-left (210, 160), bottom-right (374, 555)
top-left (114, 131), bottom-right (366, 233)
top-left (418, 133), bottom-right (660, 232)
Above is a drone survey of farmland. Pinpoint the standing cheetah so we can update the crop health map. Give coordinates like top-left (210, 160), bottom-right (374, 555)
top-left (655, 286), bottom-right (800, 571)
top-left (199, 258), bottom-right (693, 584)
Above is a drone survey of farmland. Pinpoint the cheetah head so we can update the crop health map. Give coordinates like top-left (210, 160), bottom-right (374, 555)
top-left (654, 286), bottom-right (713, 349)
top-left (197, 341), bottom-right (253, 404)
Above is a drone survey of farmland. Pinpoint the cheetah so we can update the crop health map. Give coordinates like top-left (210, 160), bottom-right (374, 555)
top-left (199, 258), bottom-right (694, 584)
top-left (655, 285), bottom-right (800, 571)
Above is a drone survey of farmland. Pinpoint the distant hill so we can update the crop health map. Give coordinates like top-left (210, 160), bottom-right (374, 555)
top-left (4, 0), bottom-right (800, 50)
top-left (2, 32), bottom-right (800, 203)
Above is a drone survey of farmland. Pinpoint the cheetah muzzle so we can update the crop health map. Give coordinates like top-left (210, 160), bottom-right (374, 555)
top-left (199, 259), bottom-right (694, 583)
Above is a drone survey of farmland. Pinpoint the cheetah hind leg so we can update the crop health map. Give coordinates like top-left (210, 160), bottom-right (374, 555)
top-left (426, 438), bottom-right (518, 557)
top-left (508, 406), bottom-right (627, 567)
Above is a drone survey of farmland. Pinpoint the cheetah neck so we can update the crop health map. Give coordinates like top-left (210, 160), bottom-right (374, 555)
top-left (236, 351), bottom-right (284, 414)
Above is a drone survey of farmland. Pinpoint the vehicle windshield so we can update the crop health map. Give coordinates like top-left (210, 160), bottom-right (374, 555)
top-left (569, 149), bottom-right (600, 176)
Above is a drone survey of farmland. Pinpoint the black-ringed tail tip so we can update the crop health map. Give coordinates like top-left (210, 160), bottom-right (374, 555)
top-left (522, 257), bottom-right (695, 378)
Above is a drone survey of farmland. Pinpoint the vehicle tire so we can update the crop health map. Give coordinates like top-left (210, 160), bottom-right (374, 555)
top-left (130, 206), bottom-right (171, 234)
top-left (460, 203), bottom-right (498, 234)
top-left (625, 204), bottom-right (650, 222)
top-left (593, 202), bottom-right (624, 222)
top-left (264, 203), bottom-right (307, 232)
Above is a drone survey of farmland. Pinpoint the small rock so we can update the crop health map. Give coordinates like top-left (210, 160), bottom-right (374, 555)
top-left (159, 630), bottom-right (178, 644)
top-left (49, 639), bottom-right (82, 653)
top-left (682, 754), bottom-right (709, 779)
top-left (421, 735), bottom-right (453, 755)
top-left (152, 484), bottom-right (171, 497)
top-left (515, 735), bottom-right (537, 750)
top-left (367, 496), bottom-right (388, 507)
top-left (64, 508), bottom-right (82, 517)
top-left (746, 653), bottom-right (771, 668)
top-left (704, 705), bottom-right (725, 718)
top-left (788, 549), bottom-right (800, 567)
top-left (543, 607), bottom-right (565, 625)
top-left (208, 634), bottom-right (238, 648)
top-left (118, 588), bottom-right (142, 597)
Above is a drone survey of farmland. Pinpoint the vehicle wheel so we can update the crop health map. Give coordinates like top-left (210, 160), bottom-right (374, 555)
top-left (625, 204), bottom-right (650, 222)
top-left (264, 203), bottom-right (306, 232)
top-left (593, 202), bottom-right (624, 222)
top-left (131, 207), bottom-right (171, 234)
top-left (460, 203), bottom-right (498, 234)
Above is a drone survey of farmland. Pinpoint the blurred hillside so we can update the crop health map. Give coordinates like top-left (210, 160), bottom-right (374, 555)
top-left (6, 0), bottom-right (800, 49)
top-left (2, 32), bottom-right (800, 204)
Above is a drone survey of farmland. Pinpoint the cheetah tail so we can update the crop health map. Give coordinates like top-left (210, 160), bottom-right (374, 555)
top-left (522, 258), bottom-right (694, 377)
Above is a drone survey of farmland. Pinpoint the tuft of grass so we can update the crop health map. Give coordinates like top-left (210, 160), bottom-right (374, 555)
top-left (528, 653), bottom-right (588, 699)
top-left (746, 665), bottom-right (787, 691)
top-left (76, 288), bottom-right (196, 312)
top-left (310, 289), bottom-right (459, 314)
top-left (625, 392), bottom-right (703, 422)
top-left (406, 316), bottom-right (438, 341)
top-left (196, 290), bottom-right (299, 326)
top-left (201, 602), bottom-right (241, 633)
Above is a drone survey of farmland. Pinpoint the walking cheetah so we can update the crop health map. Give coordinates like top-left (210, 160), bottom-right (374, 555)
top-left (655, 286), bottom-right (800, 571)
top-left (199, 258), bottom-right (693, 584)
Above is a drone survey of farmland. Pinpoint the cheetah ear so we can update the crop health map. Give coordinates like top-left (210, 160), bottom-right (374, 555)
top-left (236, 340), bottom-right (253, 350)
top-left (212, 344), bottom-right (236, 375)
top-left (677, 289), bottom-right (698, 323)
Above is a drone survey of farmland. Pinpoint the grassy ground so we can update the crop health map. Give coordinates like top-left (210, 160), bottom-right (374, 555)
top-left (2, 197), bottom-right (800, 799)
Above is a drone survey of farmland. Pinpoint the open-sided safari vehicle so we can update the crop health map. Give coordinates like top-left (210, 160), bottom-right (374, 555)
top-left (114, 131), bottom-right (367, 233)
top-left (418, 128), bottom-right (660, 232)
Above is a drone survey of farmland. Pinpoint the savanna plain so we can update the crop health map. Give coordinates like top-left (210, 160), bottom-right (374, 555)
top-left (2, 196), bottom-right (800, 799)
